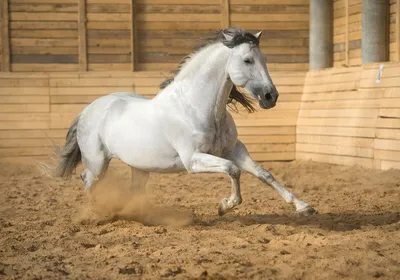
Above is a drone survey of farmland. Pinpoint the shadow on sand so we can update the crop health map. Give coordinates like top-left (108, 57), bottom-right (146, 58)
top-left (196, 211), bottom-right (400, 232)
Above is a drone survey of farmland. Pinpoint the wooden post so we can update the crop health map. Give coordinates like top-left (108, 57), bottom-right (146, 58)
top-left (362, 0), bottom-right (388, 63)
top-left (1, 0), bottom-right (10, 72)
top-left (221, 0), bottom-right (230, 29)
top-left (78, 0), bottom-right (87, 71)
top-left (309, 0), bottom-right (333, 70)
top-left (397, 0), bottom-right (400, 61)
top-left (130, 0), bottom-right (137, 71)
top-left (345, 0), bottom-right (349, 66)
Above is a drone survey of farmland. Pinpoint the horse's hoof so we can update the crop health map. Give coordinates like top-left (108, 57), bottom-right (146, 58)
top-left (296, 206), bottom-right (318, 217)
top-left (218, 203), bottom-right (227, 216)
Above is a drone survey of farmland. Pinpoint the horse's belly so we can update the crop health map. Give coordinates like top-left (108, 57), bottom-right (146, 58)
top-left (113, 136), bottom-right (185, 173)
top-left (103, 103), bottom-right (185, 173)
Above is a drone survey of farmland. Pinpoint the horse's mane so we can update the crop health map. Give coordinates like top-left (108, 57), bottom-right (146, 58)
top-left (159, 27), bottom-right (260, 113)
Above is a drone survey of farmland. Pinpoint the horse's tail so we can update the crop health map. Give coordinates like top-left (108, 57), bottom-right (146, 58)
top-left (40, 114), bottom-right (82, 179)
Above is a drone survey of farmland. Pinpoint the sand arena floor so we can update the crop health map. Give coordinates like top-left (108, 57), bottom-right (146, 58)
top-left (0, 159), bottom-right (399, 279)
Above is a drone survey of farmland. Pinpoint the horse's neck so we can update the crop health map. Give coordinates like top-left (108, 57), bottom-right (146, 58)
top-left (170, 43), bottom-right (232, 122)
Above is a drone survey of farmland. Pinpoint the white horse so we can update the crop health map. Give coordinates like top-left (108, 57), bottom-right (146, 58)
top-left (43, 27), bottom-right (317, 217)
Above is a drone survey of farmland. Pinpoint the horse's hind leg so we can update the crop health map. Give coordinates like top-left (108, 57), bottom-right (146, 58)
top-left (129, 167), bottom-right (149, 196)
top-left (80, 153), bottom-right (110, 192)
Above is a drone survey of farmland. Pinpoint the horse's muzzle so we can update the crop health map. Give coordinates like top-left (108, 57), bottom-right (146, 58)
top-left (258, 86), bottom-right (279, 109)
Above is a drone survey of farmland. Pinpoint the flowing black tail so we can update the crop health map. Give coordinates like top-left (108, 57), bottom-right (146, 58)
top-left (40, 114), bottom-right (82, 179)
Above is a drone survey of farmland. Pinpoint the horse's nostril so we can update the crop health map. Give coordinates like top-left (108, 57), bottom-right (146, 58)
top-left (265, 93), bottom-right (272, 100)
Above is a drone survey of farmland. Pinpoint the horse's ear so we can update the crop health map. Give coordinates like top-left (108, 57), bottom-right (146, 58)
top-left (222, 31), bottom-right (234, 42)
top-left (254, 30), bottom-right (263, 41)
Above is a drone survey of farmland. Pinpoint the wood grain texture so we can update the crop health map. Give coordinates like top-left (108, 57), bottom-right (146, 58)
top-left (221, 0), bottom-right (229, 28)
top-left (131, 0), bottom-right (137, 71)
top-left (1, 0), bottom-right (10, 72)
top-left (297, 62), bottom-right (400, 170)
top-left (79, 0), bottom-right (88, 71)
top-left (0, 70), bottom-right (305, 162)
top-left (397, 0), bottom-right (400, 61)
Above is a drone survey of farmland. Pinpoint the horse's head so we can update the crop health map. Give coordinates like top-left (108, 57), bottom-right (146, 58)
top-left (223, 29), bottom-right (279, 109)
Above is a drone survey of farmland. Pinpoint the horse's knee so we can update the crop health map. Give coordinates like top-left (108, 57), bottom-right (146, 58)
top-left (224, 163), bottom-right (240, 179)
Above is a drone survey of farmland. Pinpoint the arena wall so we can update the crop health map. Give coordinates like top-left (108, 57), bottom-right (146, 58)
top-left (1, 0), bottom-right (310, 72)
top-left (0, 70), bottom-right (305, 162)
top-left (1, 1), bottom-right (400, 171)
top-left (297, 62), bottom-right (400, 170)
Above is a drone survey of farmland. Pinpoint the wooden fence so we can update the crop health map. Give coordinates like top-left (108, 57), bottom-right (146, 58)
top-left (2, 62), bottom-right (400, 170)
top-left (333, 0), bottom-right (398, 67)
top-left (1, 0), bottom-right (310, 72)
top-left (297, 62), bottom-right (400, 170)
top-left (0, 70), bottom-right (305, 162)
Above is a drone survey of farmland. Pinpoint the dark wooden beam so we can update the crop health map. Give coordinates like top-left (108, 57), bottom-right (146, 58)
top-left (78, 0), bottom-right (87, 71)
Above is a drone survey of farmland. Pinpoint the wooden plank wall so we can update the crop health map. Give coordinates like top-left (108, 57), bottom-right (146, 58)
top-left (86, 0), bottom-right (132, 71)
top-left (135, 0), bottom-right (221, 71)
top-left (389, 0), bottom-right (398, 61)
top-left (9, 0), bottom-right (79, 72)
top-left (0, 70), bottom-right (306, 162)
top-left (134, 0), bottom-right (310, 71)
top-left (333, 0), bottom-right (362, 67)
top-left (296, 62), bottom-right (400, 170)
top-left (229, 0), bottom-right (309, 71)
top-left (0, 0), bottom-right (310, 72)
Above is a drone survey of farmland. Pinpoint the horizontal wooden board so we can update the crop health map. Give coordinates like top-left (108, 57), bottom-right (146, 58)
top-left (0, 138), bottom-right (63, 148)
top-left (296, 152), bottom-right (373, 168)
top-left (301, 90), bottom-right (385, 101)
top-left (376, 118), bottom-right (400, 129)
top-left (87, 63), bottom-right (131, 71)
top-left (0, 113), bottom-right (49, 121)
top-left (0, 78), bottom-right (48, 87)
top-left (374, 150), bottom-right (400, 161)
top-left (0, 87), bottom-right (49, 95)
top-left (10, 21), bottom-right (78, 29)
top-left (234, 118), bottom-right (297, 127)
top-left (10, 3), bottom-right (78, 12)
top-left (297, 135), bottom-right (374, 148)
top-left (50, 87), bottom-right (134, 95)
top-left (237, 126), bottom-right (296, 136)
top-left (238, 135), bottom-right (296, 144)
top-left (0, 147), bottom-right (54, 157)
top-left (12, 46), bottom-right (79, 55)
top-left (0, 121), bottom-right (49, 130)
top-left (376, 129), bottom-right (400, 140)
top-left (10, 12), bottom-right (78, 21)
top-left (50, 95), bottom-right (103, 104)
top-left (251, 152), bottom-right (294, 161)
top-left (0, 129), bottom-right (67, 139)
top-left (297, 126), bottom-right (375, 138)
top-left (297, 117), bottom-right (376, 128)
top-left (0, 104), bottom-right (49, 113)
top-left (300, 99), bottom-right (380, 109)
top-left (10, 30), bottom-right (78, 38)
top-left (11, 64), bottom-right (79, 72)
top-left (11, 38), bottom-right (78, 47)
top-left (298, 108), bottom-right (379, 118)
top-left (296, 143), bottom-right (374, 158)
top-left (374, 139), bottom-right (400, 151)
top-left (0, 95), bottom-right (49, 104)
top-left (245, 143), bottom-right (295, 153)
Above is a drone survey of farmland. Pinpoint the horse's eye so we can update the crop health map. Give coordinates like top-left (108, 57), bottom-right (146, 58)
top-left (244, 58), bottom-right (252, 64)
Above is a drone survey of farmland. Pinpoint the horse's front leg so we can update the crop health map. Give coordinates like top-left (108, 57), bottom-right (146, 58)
top-left (189, 153), bottom-right (242, 216)
top-left (227, 141), bottom-right (317, 217)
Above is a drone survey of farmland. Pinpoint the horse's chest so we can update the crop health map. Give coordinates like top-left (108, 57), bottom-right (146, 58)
top-left (196, 120), bottom-right (237, 157)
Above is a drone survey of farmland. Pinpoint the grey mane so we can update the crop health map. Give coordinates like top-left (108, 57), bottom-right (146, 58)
top-left (160, 27), bottom-right (260, 113)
